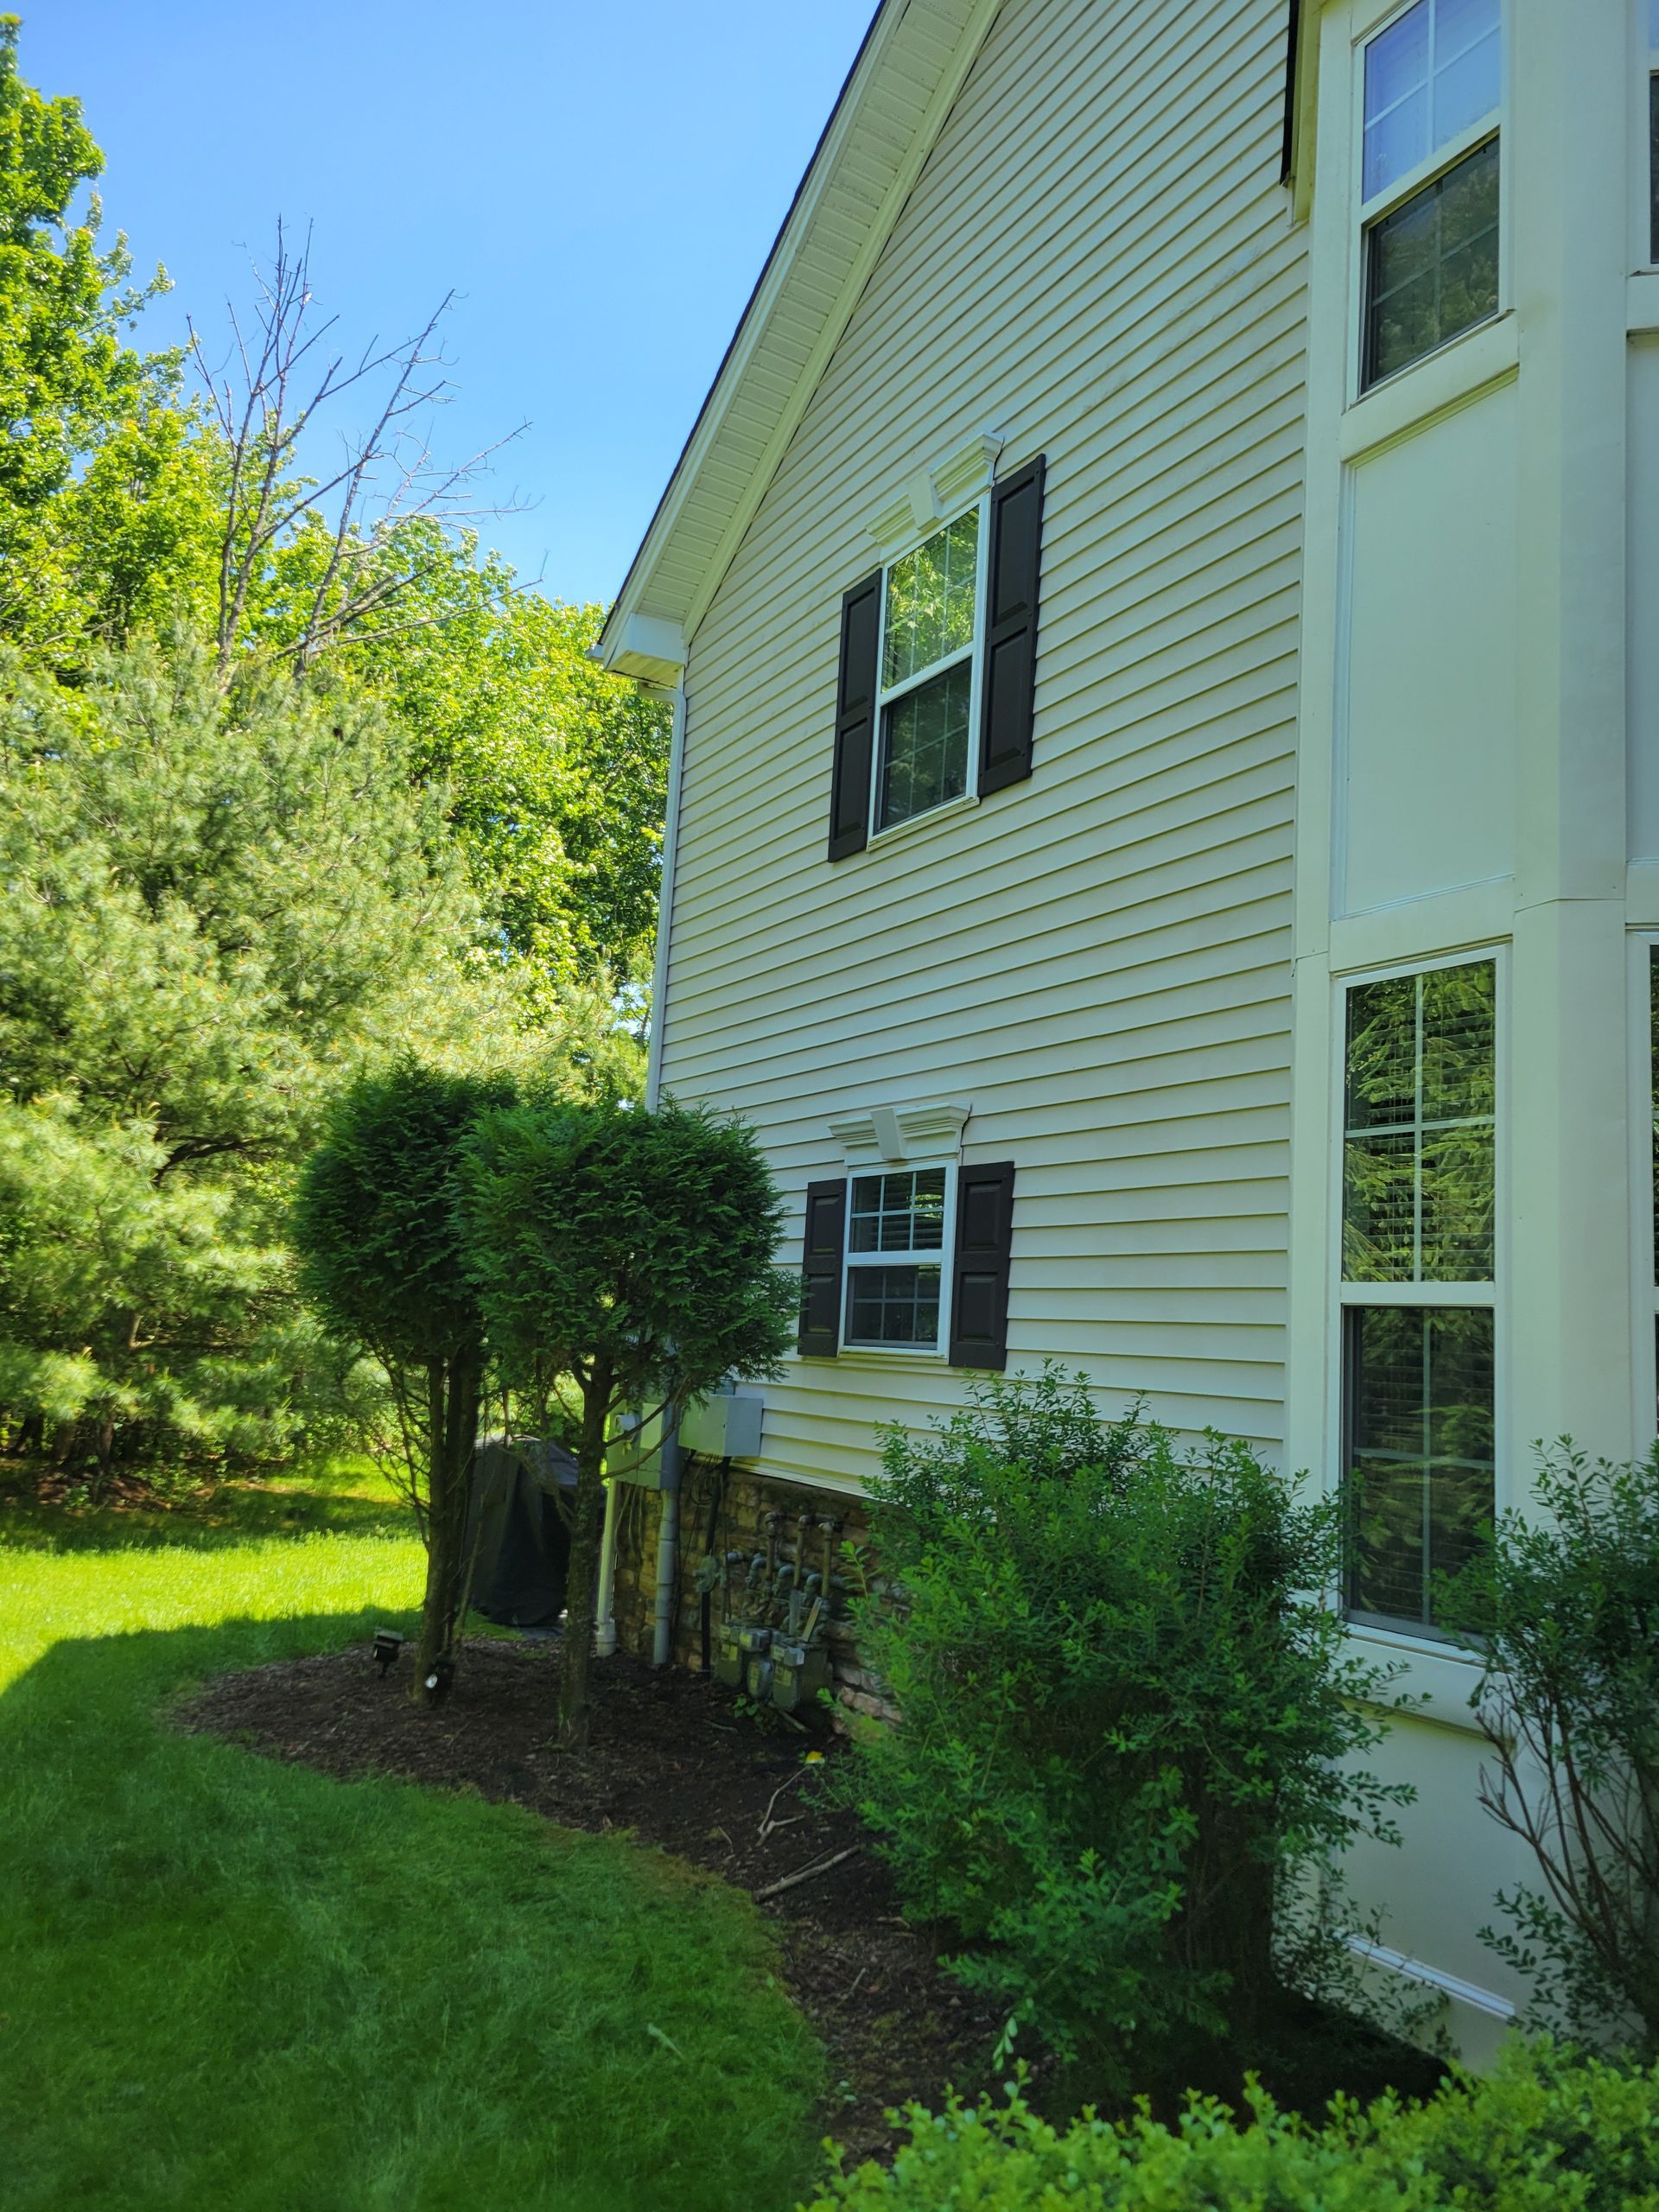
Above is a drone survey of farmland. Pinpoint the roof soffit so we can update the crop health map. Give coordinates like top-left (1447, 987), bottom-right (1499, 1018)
top-left (598, 0), bottom-right (1003, 670)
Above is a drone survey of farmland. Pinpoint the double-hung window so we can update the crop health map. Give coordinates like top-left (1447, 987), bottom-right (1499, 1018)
top-left (1359, 0), bottom-right (1502, 391)
top-left (1339, 956), bottom-right (1497, 1633)
top-left (844, 1167), bottom-right (950, 1348)
top-left (798, 1156), bottom-right (1017, 1368)
top-left (875, 512), bottom-right (983, 833)
top-left (827, 455), bottom-right (1046, 860)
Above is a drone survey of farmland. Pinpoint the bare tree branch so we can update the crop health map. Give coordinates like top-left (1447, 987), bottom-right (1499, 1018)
top-left (185, 222), bottom-right (530, 683)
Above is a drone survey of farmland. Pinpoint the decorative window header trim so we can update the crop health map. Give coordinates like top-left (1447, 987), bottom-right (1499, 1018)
top-left (867, 430), bottom-right (1004, 558)
top-left (828, 1099), bottom-right (972, 1168)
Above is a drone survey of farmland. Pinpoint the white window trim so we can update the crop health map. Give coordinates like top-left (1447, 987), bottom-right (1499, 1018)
top-left (1327, 944), bottom-right (1506, 1646)
top-left (867, 492), bottom-right (992, 844)
top-left (1349, 0), bottom-right (1508, 403)
top-left (840, 1159), bottom-right (957, 1357)
top-left (1640, 0), bottom-right (1659, 270)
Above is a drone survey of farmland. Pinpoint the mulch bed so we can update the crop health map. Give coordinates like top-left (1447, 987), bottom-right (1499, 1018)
top-left (178, 1635), bottom-right (1004, 2166)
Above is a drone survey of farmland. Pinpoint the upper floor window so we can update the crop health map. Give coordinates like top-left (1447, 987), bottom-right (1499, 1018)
top-left (1359, 0), bottom-right (1501, 391)
top-left (878, 512), bottom-right (982, 832)
top-left (1648, 0), bottom-right (1659, 264)
top-left (826, 456), bottom-right (1046, 861)
top-left (1339, 956), bottom-right (1497, 1635)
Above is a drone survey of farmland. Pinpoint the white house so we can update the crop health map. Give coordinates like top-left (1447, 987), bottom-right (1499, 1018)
top-left (598, 0), bottom-right (1659, 2057)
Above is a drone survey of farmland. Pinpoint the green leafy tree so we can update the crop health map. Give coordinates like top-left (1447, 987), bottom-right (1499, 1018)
top-left (326, 546), bottom-right (671, 995)
top-left (0, 634), bottom-right (622, 1471)
top-left (0, 1093), bottom-right (292, 1479)
top-left (0, 24), bottom-right (668, 997)
top-left (293, 1063), bottom-right (513, 1694)
top-left (0, 14), bottom-right (192, 668)
top-left (461, 1099), bottom-right (796, 1745)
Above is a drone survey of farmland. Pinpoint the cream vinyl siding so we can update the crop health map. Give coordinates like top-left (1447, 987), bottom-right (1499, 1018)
top-left (662, 0), bottom-right (1306, 1493)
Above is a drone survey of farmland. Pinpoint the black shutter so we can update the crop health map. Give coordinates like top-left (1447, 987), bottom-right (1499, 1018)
top-left (828, 572), bottom-right (880, 860)
top-left (978, 456), bottom-right (1046, 796)
top-left (797, 1179), bottom-right (847, 1357)
top-left (948, 1161), bottom-right (1016, 1370)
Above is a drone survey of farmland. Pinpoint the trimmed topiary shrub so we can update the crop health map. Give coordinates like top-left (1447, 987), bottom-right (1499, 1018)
top-left (800, 2039), bottom-right (1659, 2211)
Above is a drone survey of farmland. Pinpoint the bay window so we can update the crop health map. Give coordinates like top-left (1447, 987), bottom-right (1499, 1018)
top-left (1359, 0), bottom-right (1501, 391)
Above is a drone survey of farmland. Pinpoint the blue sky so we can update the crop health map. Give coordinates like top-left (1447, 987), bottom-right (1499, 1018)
top-left (27, 3), bottom-right (872, 603)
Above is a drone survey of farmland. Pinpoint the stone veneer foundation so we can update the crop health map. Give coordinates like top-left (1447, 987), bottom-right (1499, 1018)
top-left (605, 1457), bottom-right (899, 1727)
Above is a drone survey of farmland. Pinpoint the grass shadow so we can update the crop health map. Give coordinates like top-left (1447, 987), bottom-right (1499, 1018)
top-left (0, 1465), bottom-right (410, 1553)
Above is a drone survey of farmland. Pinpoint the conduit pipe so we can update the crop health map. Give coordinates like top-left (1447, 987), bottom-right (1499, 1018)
top-left (594, 1476), bottom-right (620, 1659)
top-left (652, 1417), bottom-right (683, 1667)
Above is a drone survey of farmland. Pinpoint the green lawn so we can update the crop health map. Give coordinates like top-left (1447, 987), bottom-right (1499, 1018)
top-left (0, 1469), bottom-right (823, 2210)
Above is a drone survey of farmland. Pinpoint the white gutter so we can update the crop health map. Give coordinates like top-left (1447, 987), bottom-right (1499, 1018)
top-left (645, 677), bottom-right (688, 1111)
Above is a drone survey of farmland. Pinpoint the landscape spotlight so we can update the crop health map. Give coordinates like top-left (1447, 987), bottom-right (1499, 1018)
top-left (423, 1654), bottom-right (455, 1705)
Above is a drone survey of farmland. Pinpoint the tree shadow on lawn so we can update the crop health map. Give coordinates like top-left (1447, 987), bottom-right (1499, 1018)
top-left (0, 1466), bottom-right (410, 1552)
top-left (0, 1611), bottom-right (826, 2212)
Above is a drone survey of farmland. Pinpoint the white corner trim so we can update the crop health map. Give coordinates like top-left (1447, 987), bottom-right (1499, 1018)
top-left (1344, 1936), bottom-right (1517, 2023)
top-left (644, 682), bottom-right (688, 1111)
top-left (868, 429), bottom-right (1005, 556)
top-left (828, 1099), bottom-right (972, 1167)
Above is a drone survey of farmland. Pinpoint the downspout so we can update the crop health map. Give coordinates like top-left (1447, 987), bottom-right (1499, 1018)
top-left (594, 1476), bottom-right (620, 1658)
top-left (645, 676), bottom-right (689, 1111)
top-left (652, 1421), bottom-right (683, 1667)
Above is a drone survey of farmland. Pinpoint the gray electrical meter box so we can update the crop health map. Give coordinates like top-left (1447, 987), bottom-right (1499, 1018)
top-left (679, 1390), bottom-right (764, 1459)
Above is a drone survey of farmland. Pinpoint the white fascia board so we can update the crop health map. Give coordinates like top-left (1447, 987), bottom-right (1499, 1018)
top-left (597, 0), bottom-right (1003, 669)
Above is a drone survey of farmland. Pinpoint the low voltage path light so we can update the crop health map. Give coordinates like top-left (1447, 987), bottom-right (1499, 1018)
top-left (372, 1629), bottom-right (403, 1677)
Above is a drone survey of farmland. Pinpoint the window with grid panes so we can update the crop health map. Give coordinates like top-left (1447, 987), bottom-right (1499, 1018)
top-left (843, 1167), bottom-right (949, 1348)
top-left (1360, 0), bottom-right (1501, 390)
top-left (875, 512), bottom-right (981, 832)
top-left (1340, 958), bottom-right (1497, 1631)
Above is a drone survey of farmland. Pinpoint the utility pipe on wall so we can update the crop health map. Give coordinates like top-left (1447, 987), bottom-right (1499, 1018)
top-left (651, 1416), bottom-right (683, 1667)
top-left (594, 1476), bottom-right (620, 1659)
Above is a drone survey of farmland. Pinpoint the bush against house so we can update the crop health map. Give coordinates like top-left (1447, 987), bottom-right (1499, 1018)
top-left (838, 1369), bottom-right (1414, 2090)
top-left (1441, 1445), bottom-right (1659, 2056)
top-left (803, 2038), bottom-right (1659, 2212)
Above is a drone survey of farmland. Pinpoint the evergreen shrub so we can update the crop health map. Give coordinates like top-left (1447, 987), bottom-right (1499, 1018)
top-left (838, 1370), bottom-right (1413, 2088)
top-left (801, 2040), bottom-right (1659, 2212)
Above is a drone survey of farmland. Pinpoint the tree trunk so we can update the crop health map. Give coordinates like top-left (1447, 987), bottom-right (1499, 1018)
top-left (411, 1346), bottom-right (481, 1702)
top-left (556, 1357), bottom-right (613, 1750)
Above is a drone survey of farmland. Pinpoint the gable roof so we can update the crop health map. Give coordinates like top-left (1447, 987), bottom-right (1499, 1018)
top-left (597, 0), bottom-right (1002, 683)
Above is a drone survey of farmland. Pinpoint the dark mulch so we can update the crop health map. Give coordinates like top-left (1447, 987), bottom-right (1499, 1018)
top-left (178, 1635), bottom-right (1004, 2166)
top-left (180, 1636), bottom-right (1449, 2164)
